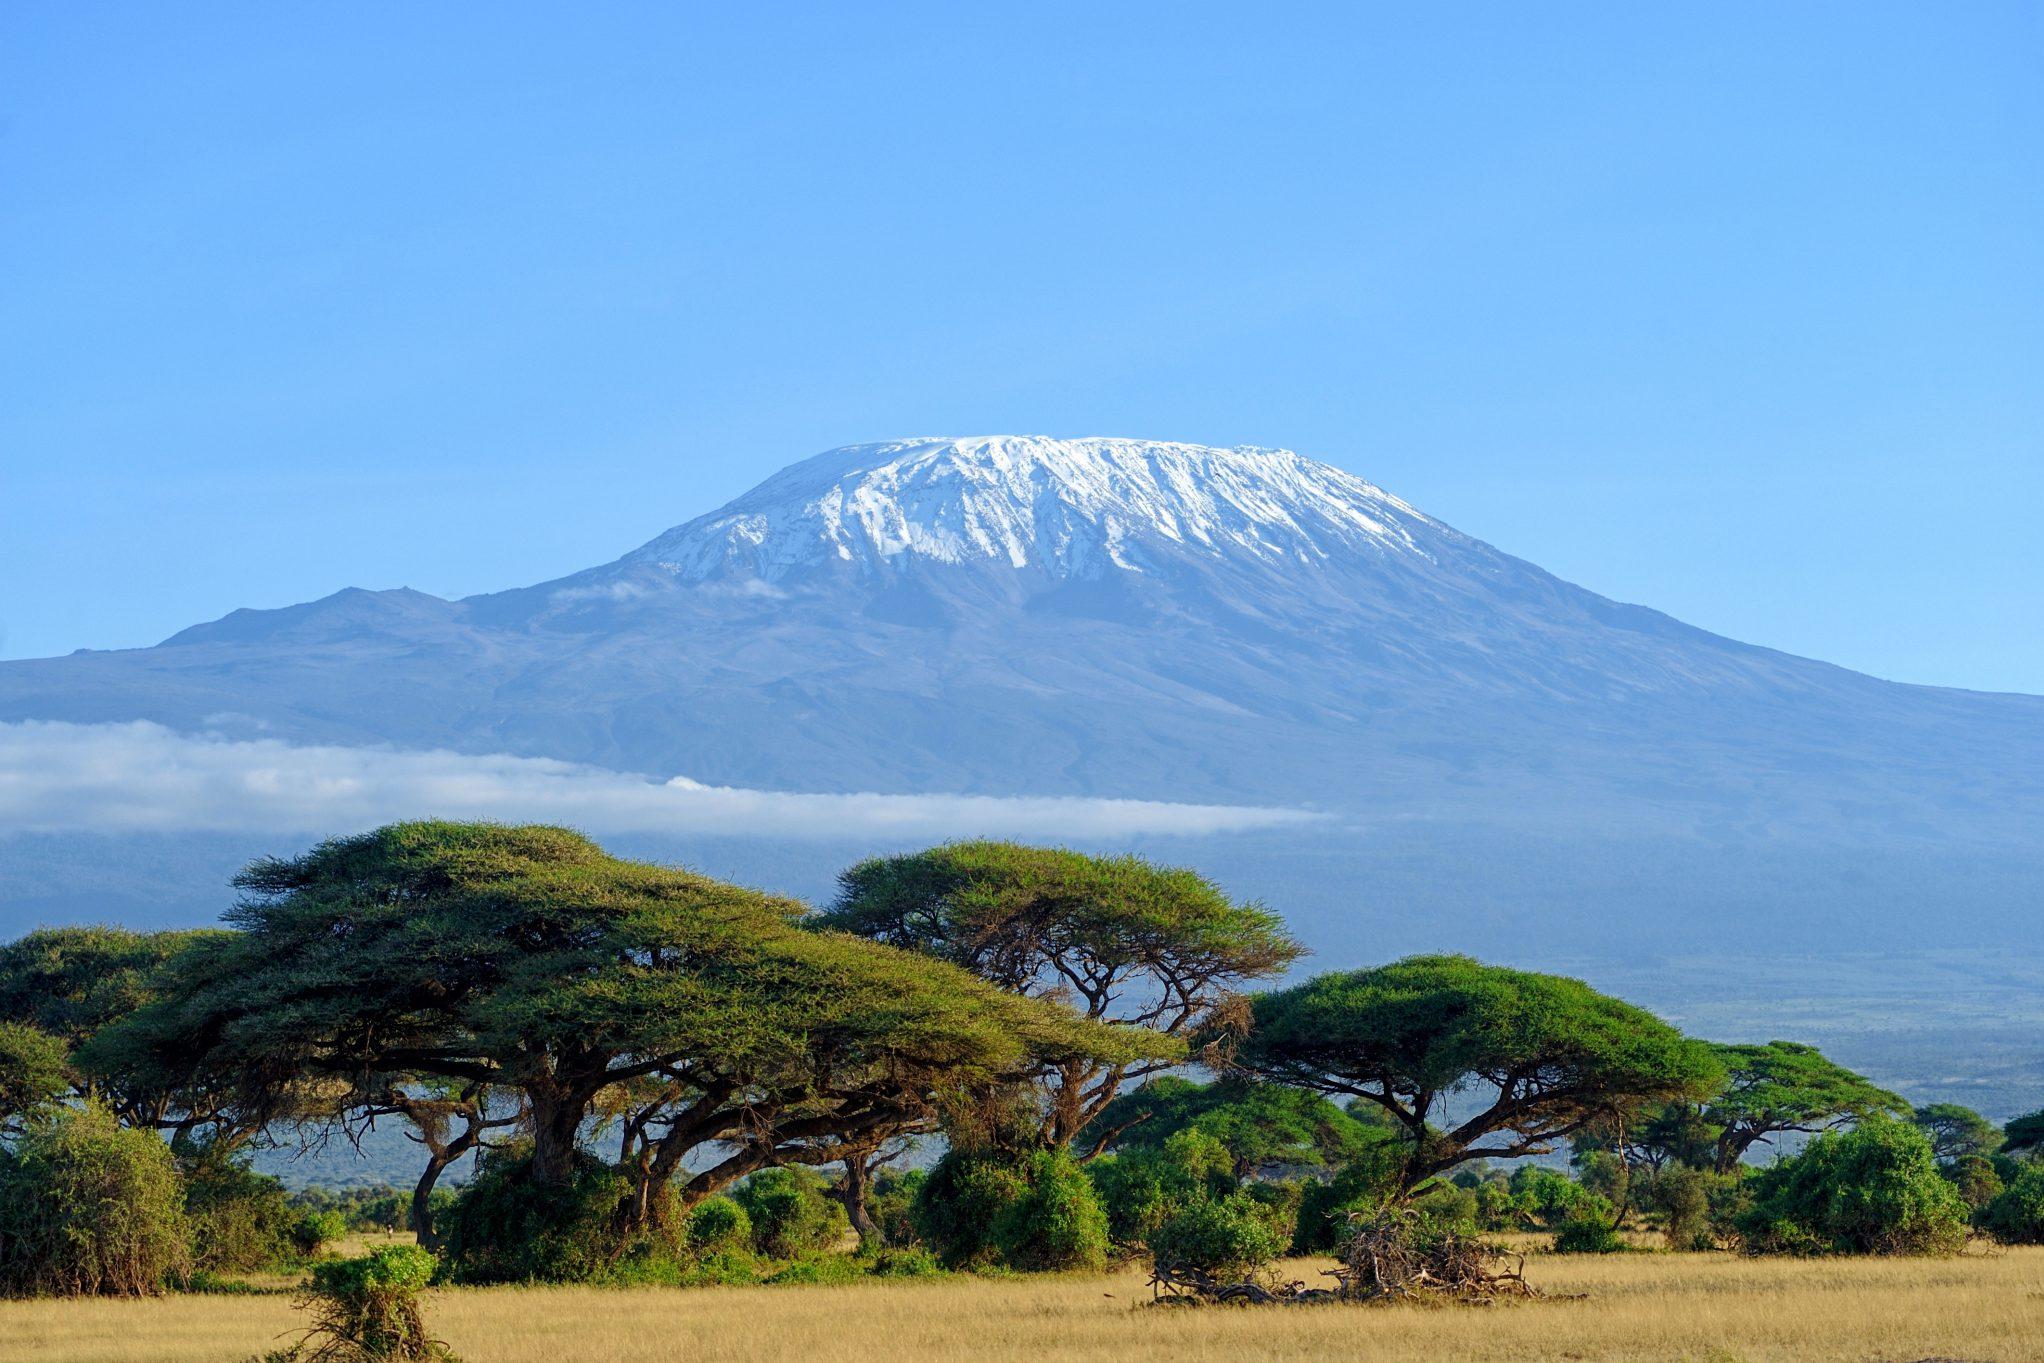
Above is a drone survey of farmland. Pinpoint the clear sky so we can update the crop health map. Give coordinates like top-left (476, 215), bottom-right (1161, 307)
top-left (3, 3), bottom-right (2039, 692)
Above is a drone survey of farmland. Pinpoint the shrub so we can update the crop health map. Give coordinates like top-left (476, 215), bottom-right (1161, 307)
top-left (1292, 1160), bottom-right (1400, 1252)
top-left (763, 1252), bottom-right (864, 1286)
top-left (1736, 1115), bottom-right (1969, 1256)
top-left (0, 1101), bottom-right (189, 1297)
top-left (913, 1151), bottom-right (1030, 1268)
top-left (865, 1245), bottom-right (945, 1278)
top-left (292, 1209), bottom-right (350, 1259)
top-left (1508, 1165), bottom-right (1609, 1229)
top-left (1552, 1215), bottom-right (1625, 1254)
top-left (682, 1195), bottom-right (752, 1254)
top-left (1945, 1154), bottom-right (2004, 1211)
top-left (1241, 1178), bottom-right (1303, 1248)
top-left (989, 1149), bottom-right (1110, 1272)
top-left (1978, 1164), bottom-right (2044, 1245)
top-left (1086, 1131), bottom-right (1231, 1248)
top-left (1647, 1165), bottom-right (1729, 1250)
top-left (1146, 1194), bottom-right (1285, 1278)
top-left (184, 1154), bottom-right (299, 1271)
top-left (866, 1169), bottom-right (926, 1248)
top-left (438, 1148), bottom-right (678, 1284)
top-left (275, 1245), bottom-right (452, 1362)
top-left (733, 1166), bottom-right (847, 1259)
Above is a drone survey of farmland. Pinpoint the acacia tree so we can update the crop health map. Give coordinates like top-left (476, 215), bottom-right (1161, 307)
top-left (818, 841), bottom-right (1300, 1152)
top-left (0, 925), bottom-right (267, 1149)
top-left (100, 822), bottom-right (1157, 1238)
top-left (1696, 1042), bottom-right (1905, 1173)
top-left (2005, 1109), bottom-right (2044, 1157)
top-left (1226, 955), bottom-right (1722, 1193)
top-left (1083, 1076), bottom-right (1383, 1178)
top-left (1912, 1103), bottom-right (2002, 1166)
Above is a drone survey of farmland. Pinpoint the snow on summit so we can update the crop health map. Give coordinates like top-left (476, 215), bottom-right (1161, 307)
top-left (627, 436), bottom-right (1439, 583)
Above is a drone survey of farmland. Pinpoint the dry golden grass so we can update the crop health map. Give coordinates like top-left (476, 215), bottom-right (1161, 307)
top-left (2, 1247), bottom-right (2040, 1363)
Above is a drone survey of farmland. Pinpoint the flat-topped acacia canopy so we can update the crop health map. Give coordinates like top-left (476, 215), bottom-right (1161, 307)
top-left (1227, 954), bottom-right (1721, 1188)
top-left (95, 822), bottom-right (1171, 1204)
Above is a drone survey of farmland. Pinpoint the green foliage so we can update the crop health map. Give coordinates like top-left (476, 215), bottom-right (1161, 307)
top-left (1736, 1115), bottom-right (1969, 1256)
top-left (1508, 1165), bottom-right (1612, 1229)
top-left (1702, 1042), bottom-right (1907, 1172)
top-left (110, 821), bottom-right (1143, 1241)
top-left (1086, 1128), bottom-right (1233, 1246)
top-left (0, 1101), bottom-right (189, 1297)
top-left (183, 1153), bottom-right (299, 1271)
top-left (1232, 955), bottom-right (1722, 1189)
top-left (863, 1245), bottom-right (945, 1278)
top-left (682, 1195), bottom-right (752, 1254)
top-left (1977, 1164), bottom-right (2044, 1245)
top-left (438, 1148), bottom-right (678, 1284)
top-left (293, 1210), bottom-right (349, 1258)
top-left (1552, 1215), bottom-right (1626, 1254)
top-left (1998, 1109), bottom-right (2043, 1155)
top-left (1292, 1157), bottom-right (1404, 1252)
top-left (989, 1149), bottom-right (1111, 1272)
top-left (1912, 1103), bottom-right (2001, 1165)
top-left (763, 1252), bottom-right (866, 1285)
top-left (913, 1150), bottom-right (1030, 1268)
top-left (1646, 1165), bottom-right (1740, 1250)
top-left (282, 1245), bottom-right (453, 1362)
top-left (1082, 1076), bottom-right (1377, 1174)
top-left (1944, 1154), bottom-right (2003, 1211)
top-left (1145, 1194), bottom-right (1286, 1277)
top-left (733, 1167), bottom-right (847, 1259)
top-left (0, 1021), bottom-right (69, 1130)
top-left (820, 841), bottom-right (1278, 1146)
top-left (865, 1169), bottom-right (926, 1248)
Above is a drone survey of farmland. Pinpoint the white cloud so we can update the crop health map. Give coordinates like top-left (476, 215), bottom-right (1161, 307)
top-left (0, 721), bottom-right (1320, 841)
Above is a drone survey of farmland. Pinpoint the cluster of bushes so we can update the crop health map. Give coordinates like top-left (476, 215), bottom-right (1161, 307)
top-left (0, 1102), bottom-right (348, 1299)
top-left (4, 825), bottom-right (2043, 1304)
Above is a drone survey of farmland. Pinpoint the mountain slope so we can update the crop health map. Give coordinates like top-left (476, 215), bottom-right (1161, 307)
top-left (3, 435), bottom-right (2040, 874)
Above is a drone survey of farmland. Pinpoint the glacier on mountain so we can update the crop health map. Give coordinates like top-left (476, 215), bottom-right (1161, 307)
top-left (625, 436), bottom-right (1438, 584)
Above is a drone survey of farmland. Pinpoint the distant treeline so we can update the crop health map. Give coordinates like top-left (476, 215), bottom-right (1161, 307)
top-left (1, 822), bottom-right (2040, 1299)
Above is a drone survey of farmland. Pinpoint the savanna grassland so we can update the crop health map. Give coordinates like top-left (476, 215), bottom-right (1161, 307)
top-left (5, 1247), bottom-right (2041, 1363)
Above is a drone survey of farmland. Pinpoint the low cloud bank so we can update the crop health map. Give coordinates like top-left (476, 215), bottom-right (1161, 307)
top-left (0, 721), bottom-right (1320, 841)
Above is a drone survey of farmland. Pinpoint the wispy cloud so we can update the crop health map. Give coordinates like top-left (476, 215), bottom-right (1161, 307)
top-left (0, 721), bottom-right (1320, 841)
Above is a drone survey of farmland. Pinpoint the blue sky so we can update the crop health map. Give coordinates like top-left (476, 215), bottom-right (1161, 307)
top-left (3, 3), bottom-right (2039, 692)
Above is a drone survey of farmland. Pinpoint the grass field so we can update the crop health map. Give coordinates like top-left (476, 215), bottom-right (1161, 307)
top-left (2, 1247), bottom-right (2040, 1363)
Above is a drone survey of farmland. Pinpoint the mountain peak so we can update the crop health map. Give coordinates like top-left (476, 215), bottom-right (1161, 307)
top-left (625, 435), bottom-right (1440, 584)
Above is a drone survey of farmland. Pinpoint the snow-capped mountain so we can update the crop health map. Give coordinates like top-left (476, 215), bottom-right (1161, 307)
top-left (3, 435), bottom-right (2041, 955)
top-left (625, 437), bottom-right (1434, 583)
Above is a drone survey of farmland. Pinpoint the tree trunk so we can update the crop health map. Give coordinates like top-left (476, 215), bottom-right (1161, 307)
top-left (838, 1153), bottom-right (876, 1243)
top-left (412, 1152), bottom-right (453, 1251)
top-left (527, 1088), bottom-right (586, 1187)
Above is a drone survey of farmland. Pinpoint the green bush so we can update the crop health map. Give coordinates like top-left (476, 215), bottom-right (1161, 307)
top-left (1291, 1159), bottom-right (1400, 1253)
top-left (1736, 1116), bottom-right (1969, 1256)
top-left (1507, 1165), bottom-right (1610, 1229)
top-left (438, 1147), bottom-right (678, 1284)
top-left (989, 1149), bottom-right (1110, 1272)
top-left (733, 1166), bottom-right (847, 1259)
top-left (282, 1244), bottom-right (452, 1362)
top-left (184, 1154), bottom-right (299, 1271)
top-left (1978, 1164), bottom-right (2044, 1245)
top-left (1145, 1194), bottom-right (1285, 1278)
top-left (292, 1209), bottom-right (349, 1259)
top-left (763, 1252), bottom-right (865, 1286)
top-left (1241, 1178), bottom-right (1303, 1248)
top-left (1552, 1215), bottom-right (1625, 1254)
top-left (865, 1246), bottom-right (945, 1278)
top-left (866, 1169), bottom-right (926, 1248)
top-left (913, 1151), bottom-right (1030, 1268)
top-left (1945, 1154), bottom-right (2004, 1211)
top-left (1086, 1131), bottom-right (1232, 1248)
top-left (0, 1101), bottom-right (189, 1297)
top-left (1647, 1165), bottom-right (1732, 1250)
top-left (682, 1195), bottom-right (752, 1254)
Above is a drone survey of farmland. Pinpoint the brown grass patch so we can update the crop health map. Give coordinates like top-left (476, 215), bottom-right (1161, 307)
top-left (1, 1246), bottom-right (2039, 1363)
